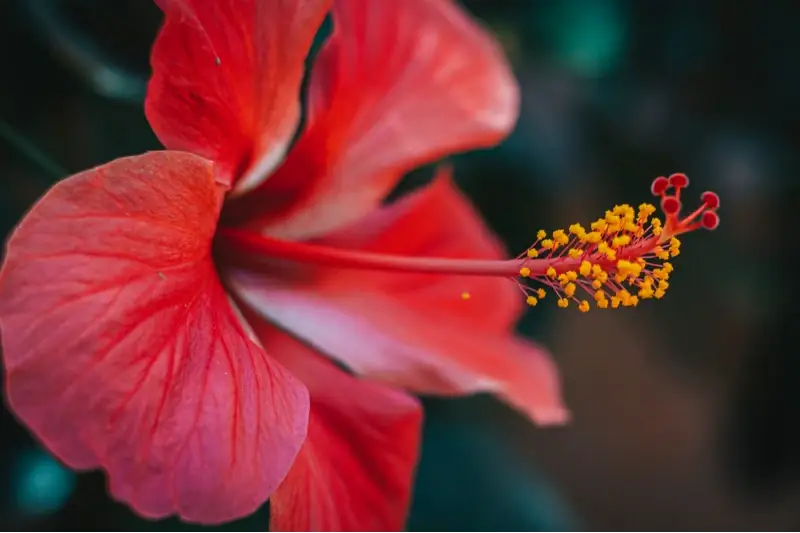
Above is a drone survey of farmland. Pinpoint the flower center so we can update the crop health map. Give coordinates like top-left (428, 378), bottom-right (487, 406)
top-left (216, 173), bottom-right (720, 311)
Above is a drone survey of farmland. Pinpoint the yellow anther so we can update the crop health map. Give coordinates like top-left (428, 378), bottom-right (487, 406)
top-left (624, 222), bottom-right (639, 233)
top-left (638, 203), bottom-right (656, 219)
top-left (526, 248), bottom-right (539, 258)
top-left (658, 280), bottom-right (669, 291)
top-left (591, 264), bottom-right (603, 276)
top-left (541, 239), bottom-right (554, 250)
top-left (653, 246), bottom-right (670, 260)
top-left (605, 213), bottom-right (621, 226)
top-left (618, 289), bottom-right (631, 304)
top-left (638, 287), bottom-right (654, 299)
top-left (579, 260), bottom-right (592, 277)
top-left (616, 260), bottom-right (641, 278)
top-left (461, 292), bottom-right (471, 300)
top-left (558, 273), bottom-right (569, 285)
top-left (546, 267), bottom-right (557, 279)
top-left (591, 279), bottom-right (602, 289)
top-left (596, 271), bottom-right (608, 283)
top-left (594, 290), bottom-right (606, 302)
top-left (663, 262), bottom-right (674, 273)
top-left (597, 298), bottom-right (609, 309)
top-left (536, 288), bottom-right (546, 299)
top-left (566, 271), bottom-right (578, 281)
top-left (564, 283), bottom-right (577, 298)
top-left (519, 267), bottom-right (531, 277)
top-left (537, 229), bottom-right (547, 240)
top-left (670, 237), bottom-right (681, 249)
top-left (569, 223), bottom-right (586, 236)
top-left (654, 288), bottom-right (666, 299)
top-left (526, 296), bottom-right (538, 306)
top-left (583, 231), bottom-right (602, 244)
top-left (578, 300), bottom-right (590, 313)
top-left (552, 229), bottom-right (569, 246)
top-left (612, 235), bottom-right (631, 248)
top-left (557, 298), bottom-right (569, 308)
top-left (611, 296), bottom-right (621, 308)
top-left (568, 248), bottom-right (583, 259)
top-left (591, 219), bottom-right (608, 232)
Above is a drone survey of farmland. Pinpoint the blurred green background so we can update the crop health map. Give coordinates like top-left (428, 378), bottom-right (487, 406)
top-left (1, 0), bottom-right (798, 530)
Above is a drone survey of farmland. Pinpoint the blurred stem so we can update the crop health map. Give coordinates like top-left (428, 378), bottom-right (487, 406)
top-left (22, 0), bottom-right (147, 104)
top-left (0, 119), bottom-right (67, 181)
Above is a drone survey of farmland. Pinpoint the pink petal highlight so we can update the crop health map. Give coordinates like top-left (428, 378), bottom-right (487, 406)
top-left (242, 317), bottom-right (421, 532)
top-left (0, 152), bottom-right (309, 523)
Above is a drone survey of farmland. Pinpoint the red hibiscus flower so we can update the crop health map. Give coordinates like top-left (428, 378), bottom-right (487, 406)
top-left (0, 0), bottom-right (721, 529)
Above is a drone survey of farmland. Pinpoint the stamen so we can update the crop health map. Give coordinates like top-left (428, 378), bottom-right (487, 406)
top-left (217, 174), bottom-right (719, 312)
top-left (515, 173), bottom-right (720, 311)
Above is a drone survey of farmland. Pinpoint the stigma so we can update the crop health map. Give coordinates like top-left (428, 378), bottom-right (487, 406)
top-left (516, 173), bottom-right (720, 311)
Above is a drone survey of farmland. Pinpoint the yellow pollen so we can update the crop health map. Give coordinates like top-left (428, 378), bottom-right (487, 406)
top-left (461, 292), bottom-right (471, 300)
top-left (552, 229), bottom-right (569, 246)
top-left (569, 223), bottom-right (586, 236)
top-left (510, 176), bottom-right (718, 313)
top-left (612, 235), bottom-right (631, 248)
top-left (564, 283), bottom-right (577, 298)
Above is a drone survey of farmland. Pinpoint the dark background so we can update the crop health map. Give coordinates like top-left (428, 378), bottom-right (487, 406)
top-left (1, 0), bottom-right (799, 530)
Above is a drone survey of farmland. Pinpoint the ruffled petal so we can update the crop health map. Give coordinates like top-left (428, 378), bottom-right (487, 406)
top-left (240, 316), bottom-right (421, 532)
top-left (231, 0), bottom-right (519, 239)
top-left (145, 0), bottom-right (331, 190)
top-left (225, 176), bottom-right (567, 426)
top-left (0, 152), bottom-right (309, 523)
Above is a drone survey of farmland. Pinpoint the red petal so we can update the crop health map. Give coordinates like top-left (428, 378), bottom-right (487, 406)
top-left (317, 167), bottom-right (522, 333)
top-left (234, 0), bottom-right (519, 239)
top-left (0, 152), bottom-right (309, 523)
top-left (225, 176), bottom-right (567, 426)
top-left (239, 317), bottom-right (421, 531)
top-left (145, 0), bottom-right (331, 190)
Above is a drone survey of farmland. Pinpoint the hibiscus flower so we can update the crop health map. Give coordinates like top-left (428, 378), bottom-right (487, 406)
top-left (0, 0), bottom-right (720, 529)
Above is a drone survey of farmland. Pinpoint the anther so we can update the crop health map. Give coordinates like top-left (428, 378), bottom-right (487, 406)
top-left (511, 173), bottom-right (719, 312)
